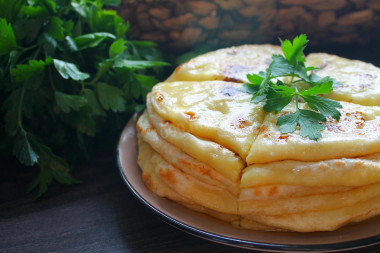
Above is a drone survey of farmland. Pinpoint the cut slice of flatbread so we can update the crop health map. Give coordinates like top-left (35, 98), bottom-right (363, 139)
top-left (167, 44), bottom-right (282, 83)
top-left (240, 184), bottom-right (354, 201)
top-left (138, 136), bottom-right (239, 221)
top-left (146, 100), bottom-right (244, 182)
top-left (149, 80), bottom-right (266, 159)
top-left (306, 53), bottom-right (380, 106)
top-left (247, 101), bottom-right (380, 164)
top-left (241, 153), bottom-right (380, 188)
top-left (136, 111), bottom-right (239, 194)
top-left (240, 183), bottom-right (380, 216)
top-left (242, 194), bottom-right (380, 232)
top-left (151, 149), bottom-right (239, 215)
top-left (137, 135), bottom-right (194, 204)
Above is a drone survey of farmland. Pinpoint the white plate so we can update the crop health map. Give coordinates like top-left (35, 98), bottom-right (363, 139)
top-left (117, 114), bottom-right (380, 252)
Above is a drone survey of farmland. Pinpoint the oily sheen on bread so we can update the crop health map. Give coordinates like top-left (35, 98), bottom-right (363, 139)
top-left (136, 44), bottom-right (380, 232)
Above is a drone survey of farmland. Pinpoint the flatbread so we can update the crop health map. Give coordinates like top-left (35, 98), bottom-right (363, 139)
top-left (306, 53), bottom-right (380, 106)
top-left (239, 184), bottom-right (353, 201)
top-left (137, 111), bottom-right (239, 195)
top-left (167, 44), bottom-right (282, 83)
top-left (149, 80), bottom-right (265, 159)
top-left (151, 149), bottom-right (238, 214)
top-left (146, 100), bottom-right (244, 182)
top-left (241, 153), bottom-right (380, 188)
top-left (240, 183), bottom-right (380, 216)
top-left (243, 194), bottom-right (380, 232)
top-left (137, 135), bottom-right (193, 204)
top-left (247, 101), bottom-right (380, 164)
top-left (138, 136), bottom-right (239, 222)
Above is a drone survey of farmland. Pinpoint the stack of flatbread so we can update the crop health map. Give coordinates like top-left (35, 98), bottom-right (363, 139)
top-left (136, 45), bottom-right (380, 232)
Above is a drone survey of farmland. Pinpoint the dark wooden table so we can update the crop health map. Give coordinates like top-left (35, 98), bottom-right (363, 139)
top-left (2, 147), bottom-right (380, 253)
top-left (1, 42), bottom-right (379, 253)
top-left (1, 149), bottom-right (380, 253)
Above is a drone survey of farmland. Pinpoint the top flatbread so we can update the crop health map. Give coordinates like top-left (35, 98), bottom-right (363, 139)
top-left (246, 101), bottom-right (380, 164)
top-left (146, 100), bottom-right (244, 182)
top-left (167, 45), bottom-right (380, 106)
top-left (149, 80), bottom-right (266, 159)
top-left (306, 53), bottom-right (380, 106)
top-left (167, 44), bottom-right (282, 83)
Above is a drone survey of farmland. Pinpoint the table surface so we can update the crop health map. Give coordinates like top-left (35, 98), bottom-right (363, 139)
top-left (1, 42), bottom-right (380, 253)
top-left (2, 150), bottom-right (380, 253)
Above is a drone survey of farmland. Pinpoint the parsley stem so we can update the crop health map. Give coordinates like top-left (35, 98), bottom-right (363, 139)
top-left (294, 83), bottom-right (299, 111)
top-left (80, 80), bottom-right (85, 93)
top-left (89, 65), bottom-right (109, 85)
top-left (48, 65), bottom-right (56, 91)
top-left (290, 75), bottom-right (295, 86)
top-left (17, 87), bottom-right (25, 131)
top-left (20, 44), bottom-right (39, 53)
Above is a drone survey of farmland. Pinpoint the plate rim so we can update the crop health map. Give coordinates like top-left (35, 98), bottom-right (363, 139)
top-left (116, 114), bottom-right (380, 252)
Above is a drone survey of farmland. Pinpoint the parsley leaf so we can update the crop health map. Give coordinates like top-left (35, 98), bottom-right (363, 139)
top-left (269, 54), bottom-right (294, 77)
top-left (73, 32), bottom-right (116, 50)
top-left (277, 109), bottom-right (326, 140)
top-left (13, 130), bottom-right (39, 166)
top-left (301, 95), bottom-right (342, 120)
top-left (11, 59), bottom-right (52, 82)
top-left (0, 18), bottom-right (17, 56)
top-left (280, 34), bottom-right (308, 65)
top-left (53, 59), bottom-right (90, 80)
top-left (55, 91), bottom-right (88, 113)
top-left (242, 34), bottom-right (343, 140)
top-left (113, 59), bottom-right (169, 70)
top-left (96, 82), bottom-right (126, 112)
top-left (309, 72), bottom-right (343, 88)
top-left (264, 86), bottom-right (295, 113)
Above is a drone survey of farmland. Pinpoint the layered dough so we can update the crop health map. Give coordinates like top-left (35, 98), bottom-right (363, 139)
top-left (136, 44), bottom-right (380, 232)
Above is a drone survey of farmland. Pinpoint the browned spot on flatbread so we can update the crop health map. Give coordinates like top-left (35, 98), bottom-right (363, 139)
top-left (258, 125), bottom-right (268, 134)
top-left (277, 135), bottom-right (290, 143)
top-left (318, 163), bottom-right (329, 170)
top-left (325, 123), bottom-right (343, 133)
top-left (178, 157), bottom-right (214, 180)
top-left (158, 167), bottom-right (178, 185)
top-left (136, 123), bottom-right (153, 134)
top-left (223, 77), bottom-right (244, 83)
top-left (231, 115), bottom-right (249, 129)
top-left (324, 117), bottom-right (343, 133)
top-left (142, 172), bottom-right (155, 192)
top-left (268, 186), bottom-right (278, 196)
top-left (184, 111), bottom-right (198, 120)
top-left (354, 160), bottom-right (365, 169)
top-left (154, 92), bottom-right (165, 102)
top-left (217, 144), bottom-right (226, 151)
top-left (174, 62), bottom-right (185, 72)
top-left (333, 160), bottom-right (345, 167)
top-left (253, 189), bottom-right (262, 197)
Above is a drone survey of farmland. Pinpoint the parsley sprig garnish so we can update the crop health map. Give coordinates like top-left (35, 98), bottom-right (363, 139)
top-left (241, 35), bottom-right (343, 140)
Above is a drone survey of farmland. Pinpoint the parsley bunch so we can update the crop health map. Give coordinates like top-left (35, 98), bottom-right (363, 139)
top-left (242, 34), bottom-right (343, 140)
top-left (0, 0), bottom-right (168, 197)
